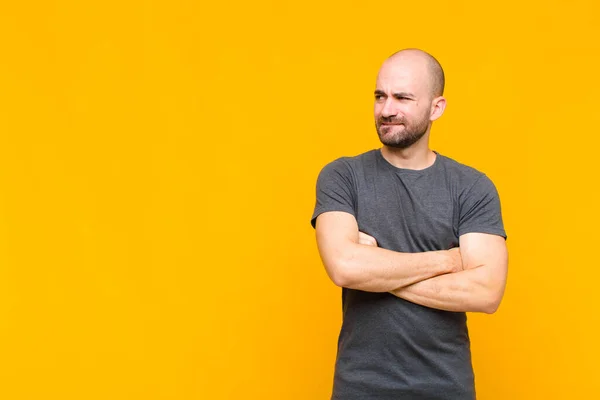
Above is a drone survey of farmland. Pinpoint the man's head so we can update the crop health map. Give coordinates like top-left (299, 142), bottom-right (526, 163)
top-left (374, 49), bottom-right (446, 149)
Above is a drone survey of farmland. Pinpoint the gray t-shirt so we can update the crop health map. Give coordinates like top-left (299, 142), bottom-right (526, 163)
top-left (311, 149), bottom-right (506, 400)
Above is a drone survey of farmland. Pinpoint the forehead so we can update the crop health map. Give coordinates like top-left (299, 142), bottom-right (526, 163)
top-left (375, 60), bottom-right (430, 95)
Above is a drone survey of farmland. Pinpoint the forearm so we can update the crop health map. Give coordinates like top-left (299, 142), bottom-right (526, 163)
top-left (333, 244), bottom-right (455, 293)
top-left (390, 266), bottom-right (505, 313)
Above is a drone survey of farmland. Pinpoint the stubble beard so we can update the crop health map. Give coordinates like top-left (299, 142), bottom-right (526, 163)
top-left (376, 114), bottom-right (430, 149)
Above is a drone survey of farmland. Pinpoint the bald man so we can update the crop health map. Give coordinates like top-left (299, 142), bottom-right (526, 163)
top-left (311, 49), bottom-right (508, 399)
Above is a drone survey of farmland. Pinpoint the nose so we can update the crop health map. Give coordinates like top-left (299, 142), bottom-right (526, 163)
top-left (381, 98), bottom-right (397, 118)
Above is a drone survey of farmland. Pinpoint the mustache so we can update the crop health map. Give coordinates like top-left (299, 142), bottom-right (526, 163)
top-left (377, 117), bottom-right (405, 125)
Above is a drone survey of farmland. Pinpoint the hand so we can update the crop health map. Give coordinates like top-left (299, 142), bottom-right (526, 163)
top-left (358, 231), bottom-right (378, 247)
top-left (446, 247), bottom-right (464, 273)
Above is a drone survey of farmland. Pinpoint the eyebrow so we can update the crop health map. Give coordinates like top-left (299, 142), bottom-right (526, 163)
top-left (374, 90), bottom-right (415, 99)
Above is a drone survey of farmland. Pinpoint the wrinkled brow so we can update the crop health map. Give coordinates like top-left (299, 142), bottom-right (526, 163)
top-left (374, 90), bottom-right (415, 99)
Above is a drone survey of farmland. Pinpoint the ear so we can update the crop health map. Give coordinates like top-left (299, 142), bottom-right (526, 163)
top-left (429, 96), bottom-right (446, 121)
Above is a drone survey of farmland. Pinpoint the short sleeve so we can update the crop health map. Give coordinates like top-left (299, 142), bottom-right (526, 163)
top-left (458, 174), bottom-right (507, 239)
top-left (310, 159), bottom-right (357, 228)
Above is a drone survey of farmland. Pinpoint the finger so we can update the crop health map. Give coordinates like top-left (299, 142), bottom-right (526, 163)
top-left (359, 231), bottom-right (375, 240)
top-left (358, 238), bottom-right (373, 246)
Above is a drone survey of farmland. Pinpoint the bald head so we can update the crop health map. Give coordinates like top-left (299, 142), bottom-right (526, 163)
top-left (381, 49), bottom-right (445, 97)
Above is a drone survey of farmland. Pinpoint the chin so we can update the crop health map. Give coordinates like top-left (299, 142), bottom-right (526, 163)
top-left (378, 131), bottom-right (407, 144)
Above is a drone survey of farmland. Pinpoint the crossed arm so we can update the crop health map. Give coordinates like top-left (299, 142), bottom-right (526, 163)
top-left (315, 211), bottom-right (508, 314)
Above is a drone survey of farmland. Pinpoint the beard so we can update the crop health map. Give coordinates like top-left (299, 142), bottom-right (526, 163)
top-left (376, 112), bottom-right (430, 149)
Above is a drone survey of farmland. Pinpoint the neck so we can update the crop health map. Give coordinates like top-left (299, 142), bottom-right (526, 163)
top-left (380, 141), bottom-right (436, 170)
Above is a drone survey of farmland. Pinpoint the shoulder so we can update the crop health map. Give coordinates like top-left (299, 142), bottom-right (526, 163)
top-left (437, 153), bottom-right (485, 180)
top-left (318, 149), bottom-right (378, 176)
top-left (436, 153), bottom-right (496, 190)
top-left (441, 155), bottom-right (497, 199)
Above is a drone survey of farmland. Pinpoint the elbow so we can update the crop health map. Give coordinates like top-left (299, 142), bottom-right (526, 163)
top-left (479, 292), bottom-right (503, 314)
top-left (326, 256), bottom-right (356, 288)
top-left (330, 271), bottom-right (349, 288)
top-left (481, 301), bottom-right (499, 314)
top-left (472, 272), bottom-right (506, 314)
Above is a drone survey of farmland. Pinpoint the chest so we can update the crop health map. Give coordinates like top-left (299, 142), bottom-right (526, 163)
top-left (354, 172), bottom-right (459, 252)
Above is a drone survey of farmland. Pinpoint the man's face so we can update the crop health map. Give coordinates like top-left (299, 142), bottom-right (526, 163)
top-left (374, 60), bottom-right (433, 149)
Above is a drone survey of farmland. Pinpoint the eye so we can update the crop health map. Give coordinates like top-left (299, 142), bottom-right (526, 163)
top-left (375, 94), bottom-right (385, 100)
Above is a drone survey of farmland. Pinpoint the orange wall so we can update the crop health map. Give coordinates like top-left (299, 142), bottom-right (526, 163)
top-left (0, 1), bottom-right (599, 399)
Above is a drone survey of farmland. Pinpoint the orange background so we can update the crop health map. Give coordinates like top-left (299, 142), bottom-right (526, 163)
top-left (0, 1), bottom-right (599, 399)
